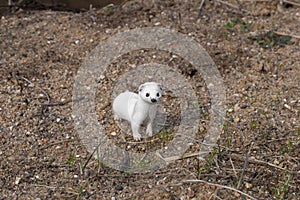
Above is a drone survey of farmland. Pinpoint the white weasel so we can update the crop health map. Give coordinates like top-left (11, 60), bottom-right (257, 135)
top-left (112, 82), bottom-right (163, 140)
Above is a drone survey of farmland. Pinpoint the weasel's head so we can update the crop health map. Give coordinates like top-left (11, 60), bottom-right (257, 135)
top-left (138, 82), bottom-right (163, 104)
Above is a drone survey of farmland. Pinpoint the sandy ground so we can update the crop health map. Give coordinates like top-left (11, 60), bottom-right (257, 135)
top-left (0, 0), bottom-right (299, 199)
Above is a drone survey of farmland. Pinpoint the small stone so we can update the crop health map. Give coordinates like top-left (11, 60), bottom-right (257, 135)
top-left (99, 115), bottom-right (105, 120)
top-left (284, 104), bottom-right (291, 110)
top-left (240, 105), bottom-right (247, 109)
top-left (234, 191), bottom-right (240, 197)
top-left (245, 182), bottom-right (253, 189)
top-left (188, 187), bottom-right (195, 197)
top-left (99, 75), bottom-right (105, 79)
top-left (115, 185), bottom-right (123, 191)
top-left (111, 131), bottom-right (117, 136)
top-left (233, 104), bottom-right (240, 112)
top-left (28, 83), bottom-right (35, 88)
top-left (15, 177), bottom-right (21, 185)
top-left (130, 64), bottom-right (136, 68)
top-left (234, 117), bottom-right (240, 123)
top-left (228, 108), bottom-right (233, 113)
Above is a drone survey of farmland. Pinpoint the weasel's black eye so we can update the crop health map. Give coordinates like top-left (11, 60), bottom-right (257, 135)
top-left (146, 93), bottom-right (150, 97)
top-left (156, 93), bottom-right (160, 97)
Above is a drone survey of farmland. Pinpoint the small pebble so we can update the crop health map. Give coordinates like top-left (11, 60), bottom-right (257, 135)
top-left (245, 182), bottom-right (253, 189)
top-left (111, 131), bottom-right (117, 136)
top-left (115, 185), bottom-right (123, 191)
top-left (284, 104), bottom-right (291, 110)
top-left (15, 177), bottom-right (21, 185)
top-left (99, 75), bottom-right (105, 79)
top-left (234, 117), bottom-right (240, 123)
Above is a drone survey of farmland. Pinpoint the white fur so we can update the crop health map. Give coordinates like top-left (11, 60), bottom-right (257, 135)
top-left (113, 82), bottom-right (163, 140)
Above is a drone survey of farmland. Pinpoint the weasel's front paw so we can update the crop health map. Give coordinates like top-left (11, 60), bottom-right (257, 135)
top-left (133, 133), bottom-right (141, 141)
top-left (146, 125), bottom-right (153, 137)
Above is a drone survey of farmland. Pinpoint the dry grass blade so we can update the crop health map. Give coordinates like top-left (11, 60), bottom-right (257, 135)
top-left (39, 139), bottom-right (78, 150)
top-left (236, 152), bottom-right (249, 189)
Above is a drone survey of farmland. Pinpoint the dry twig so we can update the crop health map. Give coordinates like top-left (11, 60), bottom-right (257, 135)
top-left (215, 0), bottom-right (252, 14)
top-left (182, 179), bottom-right (258, 200)
top-left (282, 0), bottom-right (300, 7)
top-left (16, 75), bottom-right (51, 103)
top-left (274, 31), bottom-right (300, 40)
top-left (156, 152), bottom-right (201, 163)
top-left (198, 0), bottom-right (206, 14)
top-left (231, 154), bottom-right (298, 173)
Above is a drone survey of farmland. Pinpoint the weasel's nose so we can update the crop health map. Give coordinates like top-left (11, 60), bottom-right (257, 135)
top-left (151, 99), bottom-right (157, 103)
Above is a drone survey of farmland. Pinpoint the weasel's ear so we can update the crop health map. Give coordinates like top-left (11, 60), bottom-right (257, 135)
top-left (139, 83), bottom-right (145, 92)
top-left (157, 83), bottom-right (163, 92)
